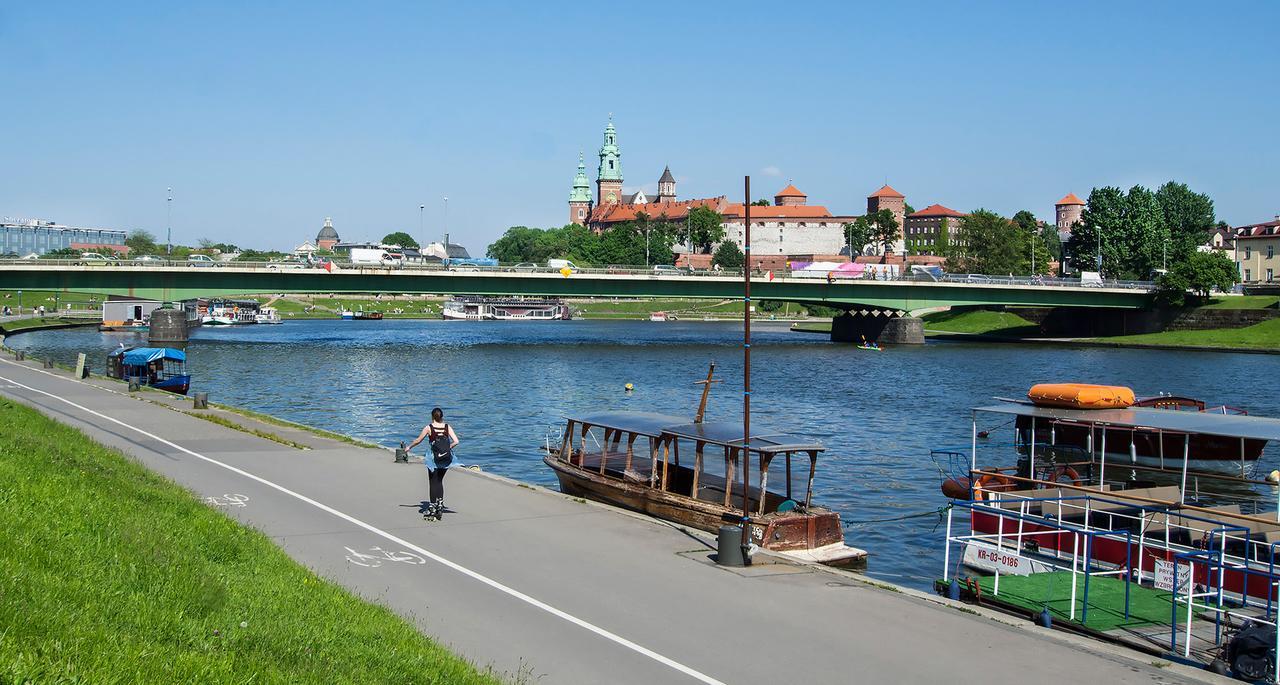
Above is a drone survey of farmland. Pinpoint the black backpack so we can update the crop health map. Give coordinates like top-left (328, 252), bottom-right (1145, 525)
top-left (429, 424), bottom-right (453, 468)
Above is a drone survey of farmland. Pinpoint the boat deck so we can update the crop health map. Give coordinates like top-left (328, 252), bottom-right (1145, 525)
top-left (571, 450), bottom-right (791, 513)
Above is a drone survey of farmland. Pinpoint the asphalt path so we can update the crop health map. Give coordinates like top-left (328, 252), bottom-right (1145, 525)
top-left (0, 356), bottom-right (1222, 684)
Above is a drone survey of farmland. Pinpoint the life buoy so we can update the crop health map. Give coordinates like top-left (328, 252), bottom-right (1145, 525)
top-left (1045, 465), bottom-right (1081, 485)
top-left (972, 472), bottom-right (1013, 501)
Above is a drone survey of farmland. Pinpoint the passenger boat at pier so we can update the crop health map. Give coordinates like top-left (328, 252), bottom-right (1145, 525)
top-left (442, 297), bottom-right (569, 321)
top-left (340, 306), bottom-right (383, 320)
top-left (199, 299), bottom-right (259, 326)
top-left (934, 384), bottom-right (1280, 671)
top-left (255, 306), bottom-right (283, 324)
top-left (106, 346), bottom-right (191, 395)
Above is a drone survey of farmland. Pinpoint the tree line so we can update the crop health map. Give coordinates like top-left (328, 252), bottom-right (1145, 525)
top-left (486, 207), bottom-right (732, 267)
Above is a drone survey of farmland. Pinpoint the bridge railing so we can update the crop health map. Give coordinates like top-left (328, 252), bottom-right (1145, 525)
top-left (0, 258), bottom-right (1158, 291)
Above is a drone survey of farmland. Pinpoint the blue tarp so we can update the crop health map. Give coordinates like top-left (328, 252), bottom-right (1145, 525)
top-left (114, 347), bottom-right (186, 365)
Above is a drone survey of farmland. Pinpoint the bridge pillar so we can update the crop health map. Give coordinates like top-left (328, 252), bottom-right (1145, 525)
top-left (830, 311), bottom-right (925, 345)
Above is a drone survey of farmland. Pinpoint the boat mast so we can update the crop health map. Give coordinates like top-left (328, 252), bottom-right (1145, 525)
top-left (693, 362), bottom-right (718, 424)
top-left (741, 175), bottom-right (752, 557)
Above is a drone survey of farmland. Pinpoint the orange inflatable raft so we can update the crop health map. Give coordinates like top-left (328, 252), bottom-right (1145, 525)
top-left (1027, 383), bottom-right (1135, 409)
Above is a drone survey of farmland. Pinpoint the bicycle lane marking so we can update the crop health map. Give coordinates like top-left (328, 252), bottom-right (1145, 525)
top-left (0, 367), bottom-right (727, 685)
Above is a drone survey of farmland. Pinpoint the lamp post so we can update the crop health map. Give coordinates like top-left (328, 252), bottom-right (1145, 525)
top-left (443, 196), bottom-right (449, 247)
top-left (1095, 226), bottom-right (1102, 276)
top-left (685, 205), bottom-right (692, 263)
top-left (1162, 237), bottom-right (1168, 271)
top-left (166, 187), bottom-right (173, 257)
top-left (419, 204), bottom-right (425, 252)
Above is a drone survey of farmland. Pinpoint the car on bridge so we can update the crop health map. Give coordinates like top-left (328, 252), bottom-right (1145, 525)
top-left (508, 262), bottom-right (538, 272)
top-left (79, 252), bottom-right (119, 266)
top-left (652, 265), bottom-right (682, 276)
top-left (132, 255), bottom-right (164, 263)
top-left (186, 254), bottom-right (219, 267)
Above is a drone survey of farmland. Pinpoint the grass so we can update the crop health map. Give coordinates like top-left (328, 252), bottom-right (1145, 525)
top-left (922, 309), bottom-right (1041, 337)
top-left (0, 398), bottom-right (498, 684)
top-left (0, 316), bottom-right (98, 334)
top-left (1199, 295), bottom-right (1280, 309)
top-left (1089, 318), bottom-right (1280, 351)
top-left (790, 321), bottom-right (832, 333)
top-left (183, 409), bottom-right (313, 450)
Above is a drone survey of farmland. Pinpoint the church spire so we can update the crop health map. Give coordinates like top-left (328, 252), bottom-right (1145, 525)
top-left (596, 117), bottom-right (623, 204)
top-left (569, 153), bottom-right (591, 202)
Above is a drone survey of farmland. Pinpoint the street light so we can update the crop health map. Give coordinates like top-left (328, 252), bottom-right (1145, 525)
top-left (166, 187), bottom-right (173, 257)
top-left (685, 204), bottom-right (692, 260)
top-left (419, 204), bottom-right (425, 251)
top-left (443, 196), bottom-right (449, 246)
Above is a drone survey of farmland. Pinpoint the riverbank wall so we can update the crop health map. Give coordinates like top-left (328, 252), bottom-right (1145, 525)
top-left (985, 305), bottom-right (1280, 338)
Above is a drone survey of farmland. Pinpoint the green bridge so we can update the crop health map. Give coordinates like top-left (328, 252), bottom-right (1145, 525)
top-left (0, 264), bottom-right (1153, 343)
top-left (0, 264), bottom-right (1152, 311)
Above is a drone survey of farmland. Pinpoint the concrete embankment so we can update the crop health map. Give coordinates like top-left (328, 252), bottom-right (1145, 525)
top-left (0, 353), bottom-right (1222, 683)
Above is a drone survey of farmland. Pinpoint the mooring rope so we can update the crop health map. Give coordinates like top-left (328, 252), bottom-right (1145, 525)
top-left (842, 504), bottom-right (952, 528)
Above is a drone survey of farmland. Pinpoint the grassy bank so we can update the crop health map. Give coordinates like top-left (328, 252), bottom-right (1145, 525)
top-left (0, 316), bottom-right (98, 335)
top-left (1086, 318), bottom-right (1280, 351)
top-left (0, 398), bottom-right (498, 684)
top-left (921, 309), bottom-right (1040, 337)
top-left (1199, 295), bottom-right (1280, 309)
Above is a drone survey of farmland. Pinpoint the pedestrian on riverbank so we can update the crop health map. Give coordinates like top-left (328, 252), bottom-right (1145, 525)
top-left (408, 407), bottom-right (458, 520)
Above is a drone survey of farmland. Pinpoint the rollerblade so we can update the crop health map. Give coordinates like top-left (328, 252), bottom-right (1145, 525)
top-left (423, 500), bottom-right (443, 521)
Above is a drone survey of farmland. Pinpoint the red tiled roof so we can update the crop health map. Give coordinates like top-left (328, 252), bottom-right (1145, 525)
top-left (908, 203), bottom-right (964, 218)
top-left (722, 204), bottom-right (835, 219)
top-left (1234, 221), bottom-right (1280, 239)
top-left (589, 197), bottom-right (727, 224)
top-left (774, 184), bottom-right (806, 198)
top-left (868, 184), bottom-right (904, 198)
top-left (1056, 192), bottom-right (1085, 206)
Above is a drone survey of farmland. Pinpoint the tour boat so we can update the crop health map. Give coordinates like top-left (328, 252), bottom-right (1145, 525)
top-left (649, 311), bottom-right (668, 322)
top-left (255, 307), bottom-right (283, 324)
top-left (442, 297), bottom-right (569, 321)
top-left (106, 346), bottom-right (191, 395)
top-left (340, 306), bottom-right (383, 320)
top-left (935, 392), bottom-right (1280, 606)
top-left (201, 301), bottom-right (257, 326)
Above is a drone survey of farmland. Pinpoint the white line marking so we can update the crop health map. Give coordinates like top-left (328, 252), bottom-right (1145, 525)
top-left (0, 362), bottom-right (725, 685)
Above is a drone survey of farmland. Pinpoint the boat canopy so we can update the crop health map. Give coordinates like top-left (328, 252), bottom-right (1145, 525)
top-left (662, 421), bottom-right (825, 454)
top-left (975, 400), bottom-right (1280, 442)
top-left (111, 347), bottom-right (186, 365)
top-left (572, 411), bottom-right (687, 438)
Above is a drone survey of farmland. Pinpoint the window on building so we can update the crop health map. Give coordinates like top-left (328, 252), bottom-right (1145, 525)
top-left (1245, 269), bottom-right (1252, 281)
top-left (577, 209), bottom-right (585, 219)
top-left (1246, 246), bottom-right (1252, 259)
top-left (1269, 269), bottom-right (1275, 282)
top-left (1269, 245), bottom-right (1275, 259)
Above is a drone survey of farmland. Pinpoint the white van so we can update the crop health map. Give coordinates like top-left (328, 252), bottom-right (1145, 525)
top-left (547, 259), bottom-right (579, 273)
top-left (351, 247), bottom-right (402, 267)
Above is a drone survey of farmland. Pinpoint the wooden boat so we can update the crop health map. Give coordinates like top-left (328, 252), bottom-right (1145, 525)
top-left (544, 365), bottom-right (865, 568)
top-left (106, 346), bottom-right (191, 395)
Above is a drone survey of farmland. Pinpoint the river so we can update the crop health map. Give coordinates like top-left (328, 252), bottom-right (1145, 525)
top-left (9, 319), bottom-right (1280, 589)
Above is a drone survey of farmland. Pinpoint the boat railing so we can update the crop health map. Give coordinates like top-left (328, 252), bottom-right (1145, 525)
top-left (1171, 540), bottom-right (1280, 679)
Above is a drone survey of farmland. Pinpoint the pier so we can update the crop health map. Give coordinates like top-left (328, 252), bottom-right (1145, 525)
top-left (0, 353), bottom-right (1221, 683)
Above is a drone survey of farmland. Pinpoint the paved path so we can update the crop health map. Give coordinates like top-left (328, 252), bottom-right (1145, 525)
top-left (0, 355), bottom-right (1223, 684)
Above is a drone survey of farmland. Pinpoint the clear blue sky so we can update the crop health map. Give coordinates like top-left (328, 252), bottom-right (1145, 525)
top-left (2, 2), bottom-right (1276, 253)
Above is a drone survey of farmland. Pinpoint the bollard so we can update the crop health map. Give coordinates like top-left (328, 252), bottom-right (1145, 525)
top-left (128, 379), bottom-right (140, 392)
top-left (75, 353), bottom-right (88, 378)
top-left (193, 392), bottom-right (209, 410)
top-left (716, 524), bottom-right (746, 567)
top-left (394, 441), bottom-right (409, 463)
top-left (42, 359), bottom-right (54, 369)
top-left (14, 350), bottom-right (24, 361)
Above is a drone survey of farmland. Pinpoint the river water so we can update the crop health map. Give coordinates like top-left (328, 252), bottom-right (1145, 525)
top-left (10, 320), bottom-right (1280, 589)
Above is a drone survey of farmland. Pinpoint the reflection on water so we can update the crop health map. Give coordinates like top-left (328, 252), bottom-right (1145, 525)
top-left (10, 319), bottom-right (1280, 588)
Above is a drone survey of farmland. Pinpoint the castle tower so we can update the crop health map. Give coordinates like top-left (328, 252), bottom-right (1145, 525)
top-left (774, 183), bottom-right (807, 207)
top-left (1055, 192), bottom-right (1085, 234)
top-left (596, 118), bottom-right (623, 205)
top-left (867, 185), bottom-right (907, 255)
top-left (656, 166), bottom-right (676, 203)
top-left (568, 153), bottom-right (591, 225)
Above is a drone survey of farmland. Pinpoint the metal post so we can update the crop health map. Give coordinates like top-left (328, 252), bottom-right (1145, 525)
top-left (1070, 532), bottom-right (1079, 621)
top-left (1083, 533), bottom-right (1092, 625)
top-left (1099, 429), bottom-right (1107, 487)
top-left (1179, 434), bottom-right (1190, 504)
top-left (1029, 416), bottom-right (1036, 482)
top-left (419, 204), bottom-right (425, 252)
top-left (943, 506), bottom-right (954, 581)
top-left (740, 176), bottom-right (752, 556)
top-left (1124, 531), bottom-right (1132, 620)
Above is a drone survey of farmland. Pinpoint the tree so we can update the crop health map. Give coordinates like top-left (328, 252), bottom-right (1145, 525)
top-left (487, 226), bottom-right (548, 263)
top-left (843, 219), bottom-right (873, 256)
top-left (712, 240), bottom-right (744, 269)
top-left (947, 209), bottom-right (1033, 275)
top-left (381, 232), bottom-right (419, 249)
top-left (904, 203), bottom-right (916, 216)
top-left (1068, 186), bottom-right (1125, 275)
top-left (867, 208), bottom-right (900, 255)
top-left (936, 217), bottom-right (951, 256)
top-left (42, 247), bottom-right (81, 258)
top-left (685, 207), bottom-right (725, 254)
top-left (125, 229), bottom-right (158, 255)
top-left (1156, 251), bottom-right (1238, 306)
top-left (1155, 181), bottom-right (1215, 262)
top-left (751, 199), bottom-right (771, 206)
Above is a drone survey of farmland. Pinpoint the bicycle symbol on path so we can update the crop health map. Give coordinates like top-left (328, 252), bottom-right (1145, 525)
top-left (344, 546), bottom-right (428, 568)
top-left (203, 494), bottom-right (250, 508)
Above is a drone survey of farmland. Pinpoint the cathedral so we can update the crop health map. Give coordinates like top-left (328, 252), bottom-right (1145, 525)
top-left (568, 118), bottom-right (684, 227)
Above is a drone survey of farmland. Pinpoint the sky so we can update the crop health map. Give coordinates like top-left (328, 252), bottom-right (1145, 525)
top-left (1, 1), bottom-right (1277, 253)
